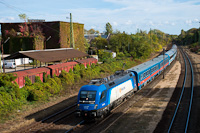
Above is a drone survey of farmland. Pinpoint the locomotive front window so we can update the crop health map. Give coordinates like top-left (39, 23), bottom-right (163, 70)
top-left (79, 91), bottom-right (96, 104)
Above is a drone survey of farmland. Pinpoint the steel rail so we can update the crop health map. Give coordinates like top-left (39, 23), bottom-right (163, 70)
top-left (34, 103), bottom-right (77, 132)
top-left (18, 103), bottom-right (77, 132)
top-left (65, 120), bottom-right (85, 133)
top-left (184, 52), bottom-right (194, 133)
top-left (167, 48), bottom-right (187, 133)
top-left (41, 103), bottom-right (77, 122)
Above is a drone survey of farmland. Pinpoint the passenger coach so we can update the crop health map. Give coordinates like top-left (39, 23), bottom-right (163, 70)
top-left (165, 44), bottom-right (177, 64)
top-left (128, 54), bottom-right (169, 90)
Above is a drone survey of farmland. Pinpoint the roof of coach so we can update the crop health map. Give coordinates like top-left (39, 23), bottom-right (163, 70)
top-left (157, 54), bottom-right (170, 59)
top-left (172, 44), bottom-right (177, 49)
top-left (128, 57), bottom-right (162, 73)
top-left (165, 49), bottom-right (176, 57)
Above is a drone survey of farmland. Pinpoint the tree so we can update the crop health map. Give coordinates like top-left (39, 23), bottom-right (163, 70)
top-left (90, 36), bottom-right (108, 49)
top-left (18, 14), bottom-right (29, 36)
top-left (18, 13), bottom-right (28, 22)
top-left (105, 22), bottom-right (113, 35)
top-left (88, 29), bottom-right (96, 34)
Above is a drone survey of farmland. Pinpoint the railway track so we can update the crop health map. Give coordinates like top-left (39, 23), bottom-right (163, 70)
top-left (167, 47), bottom-right (194, 133)
top-left (16, 103), bottom-right (80, 132)
top-left (67, 60), bottom-right (176, 133)
top-left (66, 48), bottom-right (199, 133)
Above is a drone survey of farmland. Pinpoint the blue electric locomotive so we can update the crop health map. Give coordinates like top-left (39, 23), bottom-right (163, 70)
top-left (76, 70), bottom-right (137, 118)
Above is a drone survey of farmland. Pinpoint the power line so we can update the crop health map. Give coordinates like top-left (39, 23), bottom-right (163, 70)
top-left (0, 1), bottom-right (22, 13)
top-left (0, 0), bottom-right (72, 34)
top-left (0, 0), bottom-right (52, 16)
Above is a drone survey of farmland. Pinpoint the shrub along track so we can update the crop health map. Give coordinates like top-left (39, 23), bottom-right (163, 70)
top-left (70, 57), bottom-right (178, 133)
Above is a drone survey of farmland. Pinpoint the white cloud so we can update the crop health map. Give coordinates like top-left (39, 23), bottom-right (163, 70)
top-left (0, 17), bottom-right (16, 22)
top-left (186, 20), bottom-right (192, 25)
top-left (1, 0), bottom-right (200, 34)
top-left (125, 20), bottom-right (132, 25)
top-left (148, 21), bottom-right (155, 26)
top-left (70, 0), bottom-right (199, 34)
top-left (91, 26), bottom-right (96, 29)
top-left (193, 18), bottom-right (199, 22)
top-left (8, 17), bottom-right (15, 21)
top-left (113, 21), bottom-right (118, 26)
top-left (171, 22), bottom-right (176, 26)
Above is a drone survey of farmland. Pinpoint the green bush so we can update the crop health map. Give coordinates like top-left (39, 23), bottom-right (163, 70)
top-left (25, 76), bottom-right (32, 86)
top-left (43, 72), bottom-right (47, 83)
top-left (73, 64), bottom-right (81, 74)
top-left (0, 73), bottom-right (17, 86)
top-left (74, 74), bottom-right (81, 82)
top-left (25, 84), bottom-right (47, 101)
top-left (0, 73), bottom-right (27, 119)
top-left (47, 74), bottom-right (51, 80)
top-left (46, 77), bottom-right (63, 94)
top-left (35, 76), bottom-right (42, 83)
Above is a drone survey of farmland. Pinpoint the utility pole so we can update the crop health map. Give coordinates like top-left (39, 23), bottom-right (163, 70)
top-left (2, 37), bottom-right (10, 73)
top-left (0, 40), bottom-right (2, 73)
top-left (70, 13), bottom-right (75, 48)
top-left (150, 28), bottom-right (152, 45)
top-left (199, 22), bottom-right (200, 46)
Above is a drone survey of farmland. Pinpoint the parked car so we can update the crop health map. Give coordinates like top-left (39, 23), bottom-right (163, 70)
top-left (4, 62), bottom-right (16, 69)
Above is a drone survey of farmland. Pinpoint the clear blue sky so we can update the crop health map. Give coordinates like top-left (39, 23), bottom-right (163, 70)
top-left (0, 0), bottom-right (200, 35)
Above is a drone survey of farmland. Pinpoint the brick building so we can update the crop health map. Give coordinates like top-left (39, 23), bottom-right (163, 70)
top-left (0, 21), bottom-right (85, 54)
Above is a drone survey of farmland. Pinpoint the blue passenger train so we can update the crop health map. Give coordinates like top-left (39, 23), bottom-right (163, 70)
top-left (76, 44), bottom-right (177, 119)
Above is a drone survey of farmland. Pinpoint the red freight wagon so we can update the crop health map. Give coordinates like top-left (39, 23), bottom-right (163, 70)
top-left (76, 58), bottom-right (98, 67)
top-left (89, 58), bottom-right (98, 64)
top-left (47, 62), bottom-right (78, 77)
top-left (13, 67), bottom-right (50, 88)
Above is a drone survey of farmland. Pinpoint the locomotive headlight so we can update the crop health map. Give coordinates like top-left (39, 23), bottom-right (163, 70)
top-left (77, 104), bottom-right (80, 109)
top-left (94, 104), bottom-right (98, 109)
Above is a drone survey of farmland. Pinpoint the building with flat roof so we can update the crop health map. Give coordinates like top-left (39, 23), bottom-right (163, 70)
top-left (0, 21), bottom-right (85, 54)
